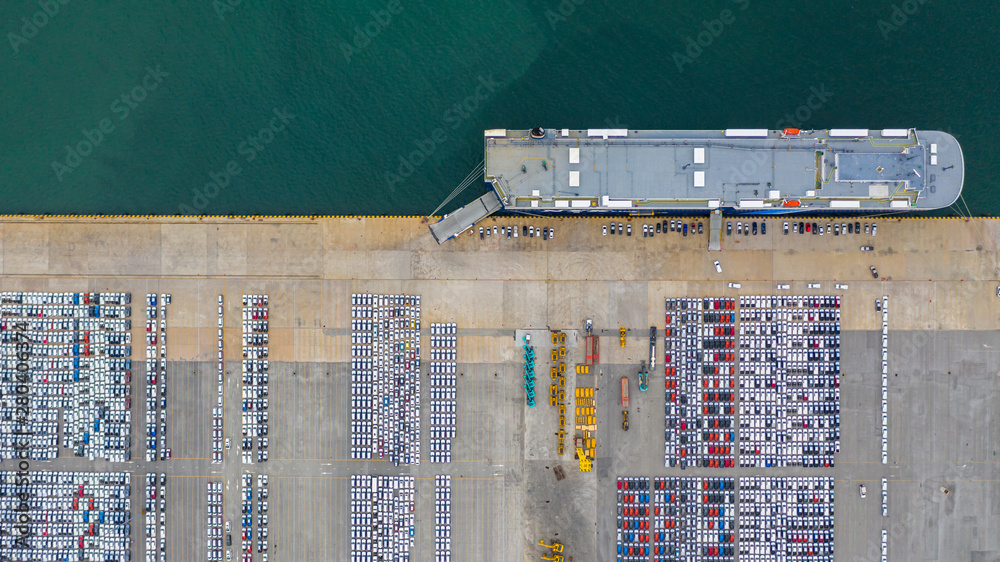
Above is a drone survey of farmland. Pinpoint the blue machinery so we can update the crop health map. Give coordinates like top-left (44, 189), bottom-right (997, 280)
top-left (523, 336), bottom-right (536, 407)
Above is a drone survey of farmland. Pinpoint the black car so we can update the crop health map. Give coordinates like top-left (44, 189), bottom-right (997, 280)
top-left (799, 221), bottom-right (805, 234)
top-left (522, 225), bottom-right (527, 236)
top-left (610, 223), bottom-right (616, 234)
top-left (855, 221), bottom-right (861, 234)
top-left (662, 220), bottom-right (668, 232)
top-left (656, 222), bottom-right (661, 233)
top-left (751, 222), bottom-right (757, 235)
top-left (847, 223), bottom-right (853, 234)
top-left (812, 222), bottom-right (818, 234)
top-left (727, 222), bottom-right (732, 236)
top-left (870, 266), bottom-right (878, 279)
top-left (698, 222), bottom-right (703, 234)
top-left (761, 222), bottom-right (766, 235)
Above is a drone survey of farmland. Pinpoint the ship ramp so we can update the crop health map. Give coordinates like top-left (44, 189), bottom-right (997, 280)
top-left (709, 211), bottom-right (722, 251)
top-left (429, 191), bottom-right (502, 244)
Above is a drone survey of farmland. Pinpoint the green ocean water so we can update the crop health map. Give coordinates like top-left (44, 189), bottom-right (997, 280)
top-left (0, 0), bottom-right (997, 216)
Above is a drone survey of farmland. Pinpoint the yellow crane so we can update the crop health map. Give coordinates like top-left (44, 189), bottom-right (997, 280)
top-left (576, 446), bottom-right (591, 472)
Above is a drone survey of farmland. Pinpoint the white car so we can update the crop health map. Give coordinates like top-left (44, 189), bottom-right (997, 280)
top-left (727, 282), bottom-right (741, 289)
top-left (807, 283), bottom-right (821, 289)
top-left (714, 261), bottom-right (722, 273)
top-left (602, 225), bottom-right (607, 236)
top-left (834, 283), bottom-right (848, 290)
top-left (859, 484), bottom-right (866, 498)
top-left (776, 284), bottom-right (790, 290)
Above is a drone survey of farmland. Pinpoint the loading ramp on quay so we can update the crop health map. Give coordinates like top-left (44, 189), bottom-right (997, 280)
top-left (429, 191), bottom-right (502, 243)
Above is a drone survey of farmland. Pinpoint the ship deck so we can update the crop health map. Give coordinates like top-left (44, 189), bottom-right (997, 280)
top-left (484, 129), bottom-right (964, 213)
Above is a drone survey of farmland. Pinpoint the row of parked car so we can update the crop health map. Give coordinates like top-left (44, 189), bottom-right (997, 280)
top-left (737, 296), bottom-right (841, 469)
top-left (615, 476), bottom-right (731, 559)
top-left (145, 472), bottom-right (165, 562)
top-left (0, 292), bottom-right (134, 463)
top-left (738, 477), bottom-right (835, 561)
top-left (434, 474), bottom-right (452, 561)
top-left (349, 294), bottom-right (421, 465)
top-left (350, 475), bottom-right (414, 562)
top-left (241, 295), bottom-right (270, 464)
top-left (0, 471), bottom-right (131, 560)
top-left (212, 296), bottom-right (226, 463)
top-left (429, 324), bottom-right (457, 464)
top-left (880, 295), bottom-right (889, 466)
top-left (145, 294), bottom-right (172, 462)
top-left (725, 219), bottom-right (878, 238)
top-left (205, 481), bottom-right (228, 560)
top-left (239, 473), bottom-right (269, 562)
top-left (663, 298), bottom-right (738, 470)
top-left (478, 224), bottom-right (554, 240)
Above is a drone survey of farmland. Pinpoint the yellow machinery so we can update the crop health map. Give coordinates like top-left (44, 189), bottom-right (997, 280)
top-left (551, 332), bottom-right (559, 345)
top-left (559, 332), bottom-right (566, 344)
top-left (550, 349), bottom-right (559, 361)
top-left (620, 326), bottom-right (626, 347)
top-left (539, 540), bottom-right (564, 553)
top-left (573, 387), bottom-right (596, 465)
top-left (576, 446), bottom-right (591, 471)
top-left (540, 555), bottom-right (563, 562)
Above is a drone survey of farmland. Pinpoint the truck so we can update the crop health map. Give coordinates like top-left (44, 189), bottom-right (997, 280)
top-left (648, 327), bottom-right (657, 372)
top-left (620, 376), bottom-right (629, 408)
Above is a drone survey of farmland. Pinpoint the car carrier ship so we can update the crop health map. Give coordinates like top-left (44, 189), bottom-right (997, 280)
top-left (429, 128), bottom-right (963, 243)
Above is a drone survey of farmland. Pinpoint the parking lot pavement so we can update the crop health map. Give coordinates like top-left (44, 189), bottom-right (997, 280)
top-left (2, 217), bottom-right (1000, 562)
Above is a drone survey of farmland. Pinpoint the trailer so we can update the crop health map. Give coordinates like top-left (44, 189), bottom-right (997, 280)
top-left (620, 376), bottom-right (629, 408)
top-left (648, 326), bottom-right (657, 372)
top-left (586, 336), bottom-right (599, 365)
